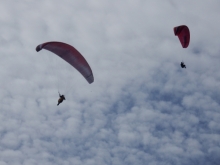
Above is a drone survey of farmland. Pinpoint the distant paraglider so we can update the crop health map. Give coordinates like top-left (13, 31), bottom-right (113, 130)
top-left (36, 41), bottom-right (94, 84)
top-left (173, 25), bottom-right (190, 69)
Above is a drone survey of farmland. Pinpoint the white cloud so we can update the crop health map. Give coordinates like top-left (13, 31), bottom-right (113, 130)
top-left (0, 0), bottom-right (219, 165)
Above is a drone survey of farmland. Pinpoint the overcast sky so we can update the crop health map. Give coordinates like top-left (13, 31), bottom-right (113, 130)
top-left (0, 0), bottom-right (219, 165)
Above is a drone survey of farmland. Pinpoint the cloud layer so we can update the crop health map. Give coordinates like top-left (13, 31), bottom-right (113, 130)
top-left (0, 0), bottom-right (219, 165)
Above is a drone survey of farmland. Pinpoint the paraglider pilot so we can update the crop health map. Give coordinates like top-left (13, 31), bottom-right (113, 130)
top-left (57, 93), bottom-right (66, 106)
top-left (180, 62), bottom-right (186, 68)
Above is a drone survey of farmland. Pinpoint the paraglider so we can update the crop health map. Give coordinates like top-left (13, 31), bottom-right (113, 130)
top-left (36, 41), bottom-right (94, 105)
top-left (57, 93), bottom-right (65, 106)
top-left (173, 25), bottom-right (190, 69)
top-left (36, 41), bottom-right (94, 84)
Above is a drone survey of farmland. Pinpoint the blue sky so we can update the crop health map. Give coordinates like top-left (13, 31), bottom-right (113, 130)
top-left (0, 0), bottom-right (219, 165)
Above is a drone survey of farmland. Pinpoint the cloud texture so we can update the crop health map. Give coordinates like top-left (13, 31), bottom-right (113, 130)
top-left (0, 0), bottom-right (219, 165)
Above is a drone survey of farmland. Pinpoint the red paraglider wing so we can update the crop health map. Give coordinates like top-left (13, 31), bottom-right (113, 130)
top-left (173, 25), bottom-right (190, 48)
top-left (36, 42), bottom-right (94, 84)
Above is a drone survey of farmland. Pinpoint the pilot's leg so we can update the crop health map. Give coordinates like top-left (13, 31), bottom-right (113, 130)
top-left (57, 98), bottom-right (63, 106)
